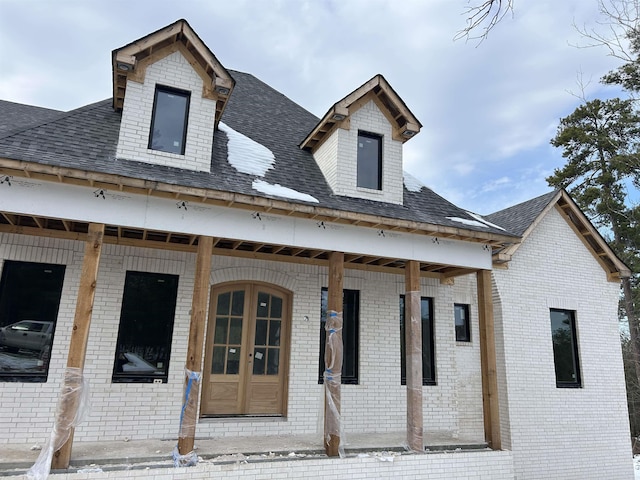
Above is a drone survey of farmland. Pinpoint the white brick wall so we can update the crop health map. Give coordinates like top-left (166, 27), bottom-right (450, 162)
top-left (116, 50), bottom-right (216, 172)
top-left (313, 101), bottom-right (404, 205)
top-left (2, 450), bottom-right (515, 480)
top-left (0, 233), bottom-right (483, 446)
top-left (493, 206), bottom-right (634, 479)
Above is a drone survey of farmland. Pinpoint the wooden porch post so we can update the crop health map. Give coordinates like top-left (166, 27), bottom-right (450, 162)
top-left (324, 251), bottom-right (344, 457)
top-left (405, 260), bottom-right (423, 451)
top-left (477, 269), bottom-right (501, 450)
top-left (177, 235), bottom-right (213, 456)
top-left (51, 223), bottom-right (104, 470)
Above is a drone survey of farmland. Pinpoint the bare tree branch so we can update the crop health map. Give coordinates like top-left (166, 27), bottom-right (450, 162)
top-left (572, 0), bottom-right (640, 61)
top-left (455, 0), bottom-right (515, 43)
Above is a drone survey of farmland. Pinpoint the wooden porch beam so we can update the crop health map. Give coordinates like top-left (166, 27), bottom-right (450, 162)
top-left (325, 251), bottom-right (344, 457)
top-left (405, 260), bottom-right (423, 451)
top-left (51, 223), bottom-right (104, 470)
top-left (177, 236), bottom-right (213, 456)
top-left (477, 269), bottom-right (501, 450)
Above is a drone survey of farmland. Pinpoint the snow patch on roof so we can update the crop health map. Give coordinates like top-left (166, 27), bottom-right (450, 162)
top-left (252, 179), bottom-right (319, 203)
top-left (447, 217), bottom-right (489, 228)
top-left (465, 211), bottom-right (506, 231)
top-left (219, 122), bottom-right (274, 176)
top-left (403, 171), bottom-right (425, 192)
top-left (447, 212), bottom-right (507, 230)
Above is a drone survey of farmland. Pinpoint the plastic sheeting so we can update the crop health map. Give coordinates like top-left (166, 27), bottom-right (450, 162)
top-left (174, 368), bottom-right (201, 467)
top-left (27, 368), bottom-right (90, 480)
top-left (323, 310), bottom-right (345, 458)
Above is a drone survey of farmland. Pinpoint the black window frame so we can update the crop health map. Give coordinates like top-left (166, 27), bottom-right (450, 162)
top-left (454, 304), bottom-right (471, 342)
top-left (112, 271), bottom-right (179, 384)
top-left (357, 131), bottom-right (383, 190)
top-left (148, 85), bottom-right (191, 155)
top-left (399, 295), bottom-right (436, 386)
top-left (0, 260), bottom-right (66, 383)
top-left (318, 288), bottom-right (359, 385)
top-left (550, 308), bottom-right (582, 388)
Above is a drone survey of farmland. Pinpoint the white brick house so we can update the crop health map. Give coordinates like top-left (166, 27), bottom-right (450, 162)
top-left (0, 20), bottom-right (633, 479)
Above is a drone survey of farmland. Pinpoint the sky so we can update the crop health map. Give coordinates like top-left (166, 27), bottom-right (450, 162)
top-left (0, 0), bottom-right (627, 214)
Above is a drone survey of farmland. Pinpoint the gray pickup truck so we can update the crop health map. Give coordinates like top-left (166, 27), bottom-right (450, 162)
top-left (0, 320), bottom-right (54, 353)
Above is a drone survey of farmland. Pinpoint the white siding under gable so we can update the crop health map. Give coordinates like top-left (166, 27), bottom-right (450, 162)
top-left (313, 100), bottom-right (404, 205)
top-left (116, 50), bottom-right (216, 172)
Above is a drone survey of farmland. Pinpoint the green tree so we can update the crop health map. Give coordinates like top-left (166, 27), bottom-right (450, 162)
top-left (548, 97), bottom-right (640, 420)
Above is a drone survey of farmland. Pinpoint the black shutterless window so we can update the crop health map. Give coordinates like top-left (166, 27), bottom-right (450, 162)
top-left (318, 288), bottom-right (359, 384)
top-left (148, 85), bottom-right (190, 155)
top-left (455, 304), bottom-right (471, 342)
top-left (357, 131), bottom-right (382, 190)
top-left (0, 260), bottom-right (65, 382)
top-left (550, 309), bottom-right (581, 388)
top-left (112, 271), bottom-right (178, 383)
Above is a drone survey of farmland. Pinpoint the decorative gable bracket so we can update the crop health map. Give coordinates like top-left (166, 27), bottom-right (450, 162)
top-left (111, 19), bottom-right (234, 126)
top-left (300, 74), bottom-right (422, 152)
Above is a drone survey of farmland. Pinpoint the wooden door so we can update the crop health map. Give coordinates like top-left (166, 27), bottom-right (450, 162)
top-left (201, 283), bottom-right (289, 416)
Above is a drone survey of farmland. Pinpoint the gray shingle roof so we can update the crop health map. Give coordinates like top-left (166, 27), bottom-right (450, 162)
top-left (0, 100), bottom-right (62, 135)
top-left (484, 190), bottom-right (559, 236)
top-left (0, 70), bottom-right (518, 238)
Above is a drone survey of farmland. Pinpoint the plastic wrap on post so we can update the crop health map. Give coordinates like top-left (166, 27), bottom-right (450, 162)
top-left (175, 368), bottom-right (201, 467)
top-left (323, 310), bottom-right (345, 458)
top-left (172, 445), bottom-right (199, 468)
top-left (27, 368), bottom-right (90, 480)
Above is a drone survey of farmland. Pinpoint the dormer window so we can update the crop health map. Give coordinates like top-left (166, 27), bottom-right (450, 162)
top-left (357, 131), bottom-right (382, 190)
top-left (148, 85), bottom-right (191, 155)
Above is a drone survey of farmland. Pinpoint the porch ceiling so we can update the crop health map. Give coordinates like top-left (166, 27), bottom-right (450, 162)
top-left (0, 210), bottom-right (485, 280)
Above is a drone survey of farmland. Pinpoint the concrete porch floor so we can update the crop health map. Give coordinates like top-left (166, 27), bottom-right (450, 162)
top-left (0, 432), bottom-right (489, 477)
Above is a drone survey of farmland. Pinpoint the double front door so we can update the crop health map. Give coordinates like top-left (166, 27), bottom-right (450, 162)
top-left (201, 283), bottom-right (290, 416)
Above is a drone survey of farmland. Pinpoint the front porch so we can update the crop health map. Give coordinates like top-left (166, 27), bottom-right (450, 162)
top-left (2, 431), bottom-right (514, 479)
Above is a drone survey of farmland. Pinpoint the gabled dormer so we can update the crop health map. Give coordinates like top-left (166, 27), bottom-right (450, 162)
top-left (112, 19), bottom-right (234, 172)
top-left (300, 75), bottom-right (421, 205)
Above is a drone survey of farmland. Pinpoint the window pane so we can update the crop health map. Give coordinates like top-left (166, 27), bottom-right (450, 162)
top-left (253, 347), bottom-right (266, 375)
top-left (0, 261), bottom-right (65, 382)
top-left (269, 320), bottom-right (281, 346)
top-left (256, 292), bottom-right (269, 318)
top-left (211, 346), bottom-right (225, 374)
top-left (214, 317), bottom-right (229, 344)
top-left (229, 318), bottom-right (243, 345)
top-left (216, 292), bottom-right (230, 316)
top-left (357, 132), bottom-right (382, 190)
top-left (267, 348), bottom-right (279, 375)
top-left (148, 87), bottom-right (190, 155)
top-left (226, 347), bottom-right (240, 375)
top-left (112, 271), bottom-right (178, 383)
top-left (455, 304), bottom-right (471, 342)
top-left (318, 288), bottom-right (359, 384)
top-left (550, 309), bottom-right (581, 387)
top-left (271, 296), bottom-right (283, 319)
top-left (230, 290), bottom-right (244, 316)
top-left (255, 319), bottom-right (268, 346)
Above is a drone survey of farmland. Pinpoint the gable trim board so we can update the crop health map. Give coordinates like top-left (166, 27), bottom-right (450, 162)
top-left (112, 18), bottom-right (234, 122)
top-left (490, 190), bottom-right (629, 282)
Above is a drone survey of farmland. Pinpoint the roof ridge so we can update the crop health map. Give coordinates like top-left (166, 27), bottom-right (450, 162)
top-left (0, 98), bottom-right (113, 142)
